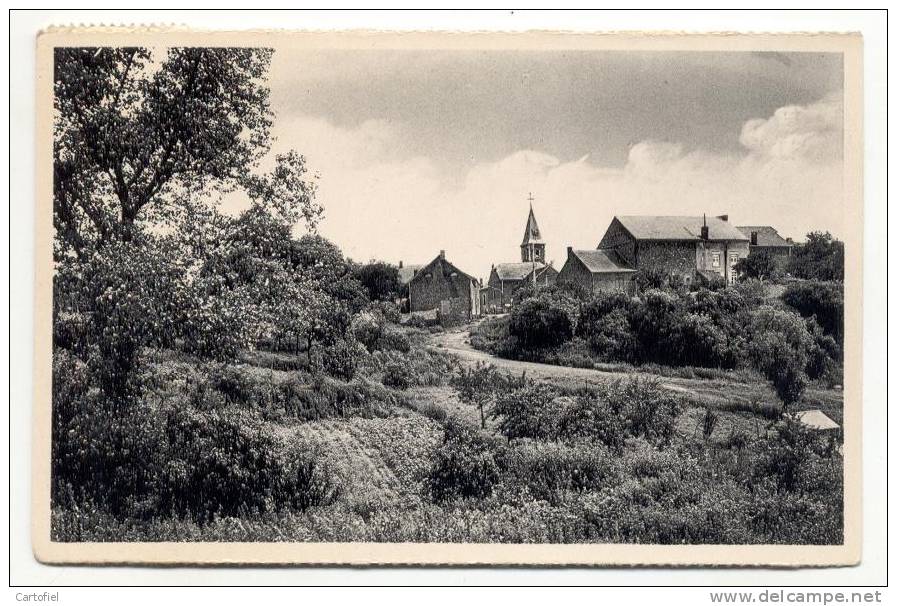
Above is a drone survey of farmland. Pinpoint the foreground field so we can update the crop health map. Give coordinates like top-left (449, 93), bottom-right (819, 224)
top-left (52, 320), bottom-right (843, 545)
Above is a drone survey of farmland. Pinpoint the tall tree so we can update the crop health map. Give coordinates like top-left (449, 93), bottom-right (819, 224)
top-left (53, 46), bottom-right (320, 258)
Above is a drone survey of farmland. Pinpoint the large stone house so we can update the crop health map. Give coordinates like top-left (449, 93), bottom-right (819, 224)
top-left (598, 214), bottom-right (750, 287)
top-left (483, 205), bottom-right (557, 312)
top-left (408, 250), bottom-right (480, 325)
top-left (736, 225), bottom-right (793, 267)
top-left (557, 247), bottom-right (637, 294)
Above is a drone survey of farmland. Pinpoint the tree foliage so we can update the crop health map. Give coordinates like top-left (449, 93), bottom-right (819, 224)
top-left (788, 232), bottom-right (844, 282)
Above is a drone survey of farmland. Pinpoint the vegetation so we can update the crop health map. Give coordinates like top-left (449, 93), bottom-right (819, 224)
top-left (51, 46), bottom-right (843, 546)
top-left (474, 266), bottom-right (843, 414)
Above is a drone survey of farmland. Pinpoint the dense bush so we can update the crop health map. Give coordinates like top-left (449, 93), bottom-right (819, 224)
top-left (596, 378), bottom-right (683, 446)
top-left (492, 383), bottom-right (565, 442)
top-left (509, 297), bottom-right (573, 350)
top-left (350, 310), bottom-right (384, 351)
top-left (382, 360), bottom-right (413, 390)
top-left (748, 306), bottom-right (814, 409)
top-left (782, 280), bottom-right (844, 346)
top-left (321, 338), bottom-right (367, 381)
top-left (375, 326), bottom-right (411, 353)
top-left (500, 440), bottom-right (618, 502)
top-left (429, 420), bottom-right (504, 502)
top-left (161, 408), bottom-right (337, 520)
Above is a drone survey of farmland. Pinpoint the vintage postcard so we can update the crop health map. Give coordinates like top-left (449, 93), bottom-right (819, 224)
top-left (33, 27), bottom-right (863, 566)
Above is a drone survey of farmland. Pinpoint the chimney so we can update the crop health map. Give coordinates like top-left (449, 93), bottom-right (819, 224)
top-left (398, 260), bottom-right (403, 269)
top-left (700, 214), bottom-right (709, 240)
top-left (567, 246), bottom-right (573, 256)
top-left (750, 231), bottom-right (758, 246)
top-left (439, 250), bottom-right (445, 259)
top-left (717, 214), bottom-right (729, 222)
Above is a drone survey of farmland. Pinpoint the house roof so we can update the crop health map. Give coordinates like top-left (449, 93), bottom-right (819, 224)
top-left (571, 249), bottom-right (636, 274)
top-left (521, 206), bottom-right (544, 245)
top-left (737, 225), bottom-right (792, 248)
top-left (792, 409), bottom-right (840, 431)
top-left (397, 264), bottom-right (424, 285)
top-left (409, 254), bottom-right (477, 285)
top-left (615, 215), bottom-right (748, 242)
top-left (493, 261), bottom-right (547, 282)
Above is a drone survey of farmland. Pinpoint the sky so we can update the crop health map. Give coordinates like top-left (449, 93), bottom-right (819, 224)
top-left (230, 49), bottom-right (845, 280)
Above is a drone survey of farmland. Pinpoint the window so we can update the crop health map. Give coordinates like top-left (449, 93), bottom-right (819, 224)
top-left (711, 252), bottom-right (721, 269)
top-left (729, 253), bottom-right (739, 266)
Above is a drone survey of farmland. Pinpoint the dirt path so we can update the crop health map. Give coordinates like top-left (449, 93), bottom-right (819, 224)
top-left (430, 325), bottom-right (837, 413)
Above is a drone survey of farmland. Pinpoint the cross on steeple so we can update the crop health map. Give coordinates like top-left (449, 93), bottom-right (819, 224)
top-left (527, 192), bottom-right (535, 207)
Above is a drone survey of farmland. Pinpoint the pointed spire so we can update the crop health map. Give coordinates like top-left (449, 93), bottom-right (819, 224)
top-left (521, 196), bottom-right (543, 246)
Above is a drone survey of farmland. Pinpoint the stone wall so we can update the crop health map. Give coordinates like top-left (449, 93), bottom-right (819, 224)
top-left (637, 241), bottom-right (699, 278)
top-left (597, 219), bottom-right (637, 265)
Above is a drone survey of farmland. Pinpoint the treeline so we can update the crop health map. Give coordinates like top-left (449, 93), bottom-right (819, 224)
top-left (475, 265), bottom-right (844, 411)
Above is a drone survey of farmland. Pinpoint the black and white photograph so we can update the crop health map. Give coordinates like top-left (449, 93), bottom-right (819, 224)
top-left (31, 27), bottom-right (865, 567)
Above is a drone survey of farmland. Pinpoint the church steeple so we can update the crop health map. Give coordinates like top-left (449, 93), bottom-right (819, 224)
top-left (520, 193), bottom-right (546, 263)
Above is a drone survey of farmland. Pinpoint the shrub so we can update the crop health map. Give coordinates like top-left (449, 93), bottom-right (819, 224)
top-left (586, 308), bottom-right (636, 362)
top-left (667, 312), bottom-right (733, 368)
top-left (556, 391), bottom-right (626, 451)
top-left (375, 326), bottom-right (411, 353)
top-left (382, 360), bottom-right (413, 390)
top-left (321, 338), bottom-right (366, 381)
top-left (501, 440), bottom-right (618, 502)
top-left (52, 349), bottom-right (167, 517)
top-left (429, 420), bottom-right (503, 502)
top-left (508, 297), bottom-right (572, 350)
top-left (782, 281), bottom-right (844, 345)
top-left (279, 375), bottom-right (395, 421)
top-left (161, 408), bottom-right (337, 520)
top-left (748, 307), bottom-right (814, 409)
top-left (350, 310), bottom-right (384, 351)
top-left (598, 378), bottom-right (683, 446)
top-left (492, 383), bottom-right (564, 441)
top-left (372, 300), bottom-right (402, 323)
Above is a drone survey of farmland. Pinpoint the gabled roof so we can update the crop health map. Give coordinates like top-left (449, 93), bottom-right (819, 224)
top-left (570, 249), bottom-right (636, 274)
top-left (737, 225), bottom-right (792, 248)
top-left (615, 215), bottom-right (748, 242)
top-left (493, 261), bottom-right (547, 282)
top-left (521, 206), bottom-right (544, 245)
top-left (409, 254), bottom-right (477, 285)
top-left (397, 264), bottom-right (424, 285)
top-left (792, 409), bottom-right (839, 431)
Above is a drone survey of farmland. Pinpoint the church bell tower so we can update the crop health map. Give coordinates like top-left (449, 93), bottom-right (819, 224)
top-left (520, 193), bottom-right (546, 263)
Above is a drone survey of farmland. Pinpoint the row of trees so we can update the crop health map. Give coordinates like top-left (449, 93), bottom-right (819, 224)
top-left (503, 279), bottom-right (843, 411)
top-left (735, 232), bottom-right (844, 282)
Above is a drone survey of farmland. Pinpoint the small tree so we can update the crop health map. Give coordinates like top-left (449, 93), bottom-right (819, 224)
top-left (451, 362), bottom-right (502, 429)
top-left (734, 250), bottom-right (780, 282)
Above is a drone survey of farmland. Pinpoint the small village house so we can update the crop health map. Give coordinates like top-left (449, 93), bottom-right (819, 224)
top-left (408, 250), bottom-right (480, 325)
top-left (557, 247), bottom-right (637, 294)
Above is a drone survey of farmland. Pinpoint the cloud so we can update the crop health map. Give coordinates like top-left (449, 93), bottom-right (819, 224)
top-left (739, 92), bottom-right (843, 162)
top-left (247, 93), bottom-right (845, 281)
